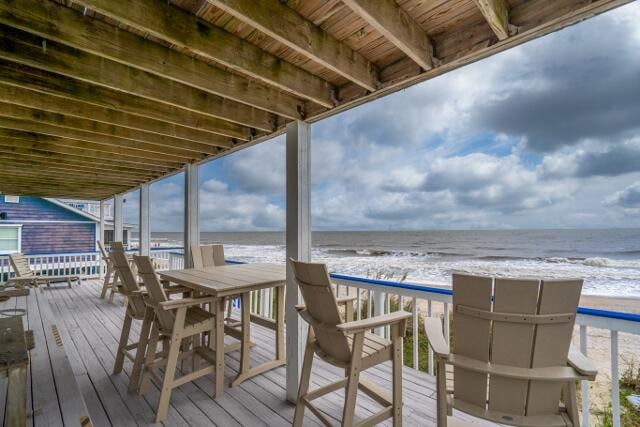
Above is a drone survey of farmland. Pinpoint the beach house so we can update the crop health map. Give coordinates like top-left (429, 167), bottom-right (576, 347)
top-left (0, 0), bottom-right (638, 426)
top-left (0, 195), bottom-right (132, 255)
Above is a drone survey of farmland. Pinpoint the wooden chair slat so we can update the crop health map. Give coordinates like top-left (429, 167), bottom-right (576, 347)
top-left (488, 279), bottom-right (539, 415)
top-left (526, 279), bottom-right (582, 416)
top-left (452, 273), bottom-right (492, 409)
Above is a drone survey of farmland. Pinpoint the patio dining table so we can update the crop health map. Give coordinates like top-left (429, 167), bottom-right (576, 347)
top-left (158, 263), bottom-right (286, 398)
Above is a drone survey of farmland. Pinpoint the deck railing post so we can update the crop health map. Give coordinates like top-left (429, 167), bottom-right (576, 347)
top-left (139, 183), bottom-right (151, 256)
top-left (184, 163), bottom-right (200, 268)
top-left (99, 199), bottom-right (106, 279)
top-left (114, 194), bottom-right (123, 244)
top-left (285, 120), bottom-right (311, 403)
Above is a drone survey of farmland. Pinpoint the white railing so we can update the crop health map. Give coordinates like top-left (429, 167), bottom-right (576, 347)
top-left (85, 249), bottom-right (640, 427)
top-left (0, 251), bottom-right (101, 282)
top-left (0, 247), bottom-right (187, 284)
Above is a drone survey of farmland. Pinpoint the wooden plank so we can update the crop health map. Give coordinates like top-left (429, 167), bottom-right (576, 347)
top-left (0, 166), bottom-right (145, 186)
top-left (0, 118), bottom-right (213, 161)
top-left (80, 0), bottom-right (335, 108)
top-left (0, 84), bottom-right (250, 145)
top-left (0, 133), bottom-right (181, 169)
top-left (0, 101), bottom-right (232, 152)
top-left (0, 0), bottom-right (304, 119)
top-left (211, 0), bottom-right (378, 91)
top-left (473, 0), bottom-right (511, 40)
top-left (0, 61), bottom-right (254, 141)
top-left (342, 0), bottom-right (434, 70)
top-left (0, 26), bottom-right (276, 132)
top-left (0, 157), bottom-right (157, 181)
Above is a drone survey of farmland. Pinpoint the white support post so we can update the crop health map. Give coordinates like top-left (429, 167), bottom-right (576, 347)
top-left (114, 194), bottom-right (123, 243)
top-left (99, 200), bottom-right (106, 279)
top-left (184, 163), bottom-right (200, 268)
top-left (285, 120), bottom-right (311, 403)
top-left (580, 325), bottom-right (589, 427)
top-left (139, 183), bottom-right (151, 256)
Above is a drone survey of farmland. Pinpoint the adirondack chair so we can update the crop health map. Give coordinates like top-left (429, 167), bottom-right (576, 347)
top-left (424, 273), bottom-right (597, 427)
top-left (8, 252), bottom-right (81, 288)
top-left (98, 240), bottom-right (120, 302)
top-left (133, 255), bottom-right (219, 423)
top-left (190, 244), bottom-right (237, 322)
top-left (109, 241), bottom-right (153, 392)
top-left (290, 259), bottom-right (412, 427)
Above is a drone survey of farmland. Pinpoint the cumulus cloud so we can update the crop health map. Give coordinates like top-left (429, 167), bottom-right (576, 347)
top-left (608, 182), bottom-right (640, 209)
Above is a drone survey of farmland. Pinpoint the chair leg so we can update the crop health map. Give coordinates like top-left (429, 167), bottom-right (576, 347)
top-left (436, 359), bottom-right (448, 427)
top-left (392, 326), bottom-right (403, 426)
top-left (155, 311), bottom-right (185, 423)
top-left (109, 271), bottom-right (119, 303)
top-left (563, 381), bottom-right (580, 425)
top-left (342, 332), bottom-right (364, 427)
top-left (129, 310), bottom-right (153, 393)
top-left (293, 327), bottom-right (315, 427)
top-left (113, 309), bottom-right (133, 374)
top-left (139, 322), bottom-right (160, 394)
top-left (100, 268), bottom-right (112, 298)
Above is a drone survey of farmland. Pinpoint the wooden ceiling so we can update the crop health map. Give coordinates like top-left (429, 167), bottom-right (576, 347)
top-left (0, 0), bottom-right (632, 199)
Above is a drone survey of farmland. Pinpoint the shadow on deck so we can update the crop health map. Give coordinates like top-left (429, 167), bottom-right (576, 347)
top-left (0, 280), bottom-right (497, 426)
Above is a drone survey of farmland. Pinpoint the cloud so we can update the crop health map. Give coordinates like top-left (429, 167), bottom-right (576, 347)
top-left (224, 138), bottom-right (284, 195)
top-left (608, 182), bottom-right (640, 209)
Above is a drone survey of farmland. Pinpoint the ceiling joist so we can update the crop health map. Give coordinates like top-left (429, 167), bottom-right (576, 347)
top-left (341, 0), bottom-right (435, 70)
top-left (78, 0), bottom-right (336, 108)
top-left (473, 0), bottom-right (513, 41)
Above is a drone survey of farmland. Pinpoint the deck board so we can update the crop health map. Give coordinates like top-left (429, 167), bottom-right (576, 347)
top-left (1, 280), bottom-right (498, 426)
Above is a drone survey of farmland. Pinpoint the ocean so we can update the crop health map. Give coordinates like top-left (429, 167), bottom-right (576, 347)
top-left (147, 229), bottom-right (640, 297)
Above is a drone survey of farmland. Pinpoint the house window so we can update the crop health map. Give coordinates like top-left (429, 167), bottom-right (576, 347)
top-left (3, 195), bottom-right (19, 203)
top-left (0, 225), bottom-right (21, 254)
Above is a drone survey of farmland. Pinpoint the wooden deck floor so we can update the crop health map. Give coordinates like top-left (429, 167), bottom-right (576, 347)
top-left (0, 280), bottom-right (496, 426)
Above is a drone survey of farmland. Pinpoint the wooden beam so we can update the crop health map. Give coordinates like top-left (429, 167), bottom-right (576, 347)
top-left (0, 26), bottom-right (276, 132)
top-left (0, 0), bottom-right (305, 119)
top-left (0, 173), bottom-right (134, 191)
top-left (0, 164), bottom-right (144, 185)
top-left (0, 84), bottom-right (248, 145)
top-left (0, 61), bottom-right (252, 141)
top-left (0, 122), bottom-right (199, 165)
top-left (0, 139), bottom-right (176, 172)
top-left (0, 182), bottom-right (123, 199)
top-left (0, 102), bottom-right (226, 154)
top-left (473, 0), bottom-right (511, 40)
top-left (0, 157), bottom-right (157, 181)
top-left (341, 0), bottom-right (434, 70)
top-left (78, 0), bottom-right (335, 108)
top-left (209, 0), bottom-right (378, 91)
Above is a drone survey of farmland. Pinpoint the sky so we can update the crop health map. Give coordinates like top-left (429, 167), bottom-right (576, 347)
top-left (123, 2), bottom-right (640, 231)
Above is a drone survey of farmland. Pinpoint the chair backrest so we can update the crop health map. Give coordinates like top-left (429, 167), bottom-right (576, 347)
top-left (451, 273), bottom-right (582, 418)
top-left (110, 242), bottom-right (146, 317)
top-left (97, 240), bottom-right (110, 262)
top-left (9, 253), bottom-right (34, 277)
top-left (190, 244), bottom-right (225, 270)
top-left (133, 255), bottom-right (174, 331)
top-left (289, 259), bottom-right (351, 362)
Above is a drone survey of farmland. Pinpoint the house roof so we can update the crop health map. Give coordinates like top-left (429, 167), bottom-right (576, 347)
top-left (44, 198), bottom-right (135, 229)
top-left (0, 0), bottom-right (632, 199)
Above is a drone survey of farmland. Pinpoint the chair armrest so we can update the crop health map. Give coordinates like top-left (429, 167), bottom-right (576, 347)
top-left (159, 296), bottom-right (218, 310)
top-left (568, 348), bottom-right (597, 380)
top-left (337, 311), bottom-right (411, 334)
top-left (424, 317), bottom-right (450, 358)
top-left (336, 295), bottom-right (357, 305)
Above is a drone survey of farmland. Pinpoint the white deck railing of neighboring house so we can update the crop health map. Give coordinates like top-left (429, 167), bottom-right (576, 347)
top-left (2, 248), bottom-right (638, 427)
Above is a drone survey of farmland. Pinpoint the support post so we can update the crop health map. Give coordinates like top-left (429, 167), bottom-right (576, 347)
top-left (99, 199), bottom-right (106, 279)
top-left (184, 163), bottom-right (200, 268)
top-left (139, 183), bottom-right (151, 256)
top-left (285, 120), bottom-right (311, 403)
top-left (114, 194), bottom-right (123, 243)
